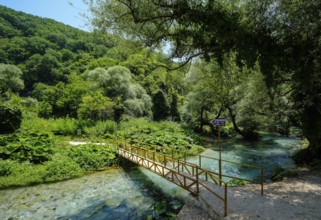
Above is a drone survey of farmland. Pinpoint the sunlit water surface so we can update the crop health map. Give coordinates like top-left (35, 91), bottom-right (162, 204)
top-left (188, 136), bottom-right (301, 181)
top-left (0, 136), bottom-right (301, 219)
top-left (0, 166), bottom-right (188, 220)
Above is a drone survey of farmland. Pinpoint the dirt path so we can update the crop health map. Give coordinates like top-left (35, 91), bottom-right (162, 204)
top-left (177, 169), bottom-right (321, 220)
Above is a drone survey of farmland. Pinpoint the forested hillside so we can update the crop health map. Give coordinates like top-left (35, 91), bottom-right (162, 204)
top-left (0, 5), bottom-right (186, 122)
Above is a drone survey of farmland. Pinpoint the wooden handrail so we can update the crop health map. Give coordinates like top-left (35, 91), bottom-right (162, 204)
top-left (117, 144), bottom-right (229, 216)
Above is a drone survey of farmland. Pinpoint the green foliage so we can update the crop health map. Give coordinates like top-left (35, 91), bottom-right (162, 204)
top-left (0, 157), bottom-right (83, 188)
top-left (67, 144), bottom-right (116, 171)
top-left (87, 66), bottom-right (131, 98)
top-left (0, 63), bottom-right (24, 94)
top-left (87, 66), bottom-right (153, 118)
top-left (270, 167), bottom-right (299, 182)
top-left (50, 118), bottom-right (79, 135)
top-left (0, 160), bottom-right (12, 176)
top-left (169, 93), bottom-right (180, 122)
top-left (0, 103), bottom-right (22, 133)
top-left (115, 118), bottom-right (203, 157)
top-left (183, 53), bottom-right (269, 139)
top-left (152, 91), bottom-right (169, 121)
top-left (84, 120), bottom-right (118, 136)
top-left (0, 131), bottom-right (55, 164)
top-left (78, 92), bottom-right (114, 121)
top-left (227, 179), bottom-right (250, 186)
top-left (0, 132), bottom-right (117, 189)
top-left (38, 101), bottom-right (52, 118)
top-left (86, 0), bottom-right (321, 162)
top-left (0, 161), bottom-right (49, 188)
top-left (43, 154), bottom-right (83, 181)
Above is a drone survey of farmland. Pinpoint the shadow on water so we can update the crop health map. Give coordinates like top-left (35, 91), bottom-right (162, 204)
top-left (64, 159), bottom-right (186, 220)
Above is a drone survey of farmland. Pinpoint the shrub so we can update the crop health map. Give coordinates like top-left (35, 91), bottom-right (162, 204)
top-left (0, 161), bottom-right (48, 189)
top-left (67, 144), bottom-right (116, 171)
top-left (0, 160), bottom-right (12, 176)
top-left (84, 120), bottom-right (118, 136)
top-left (0, 131), bottom-right (55, 164)
top-left (44, 154), bottom-right (83, 181)
top-left (227, 178), bottom-right (250, 186)
top-left (51, 118), bottom-right (78, 135)
top-left (0, 104), bottom-right (22, 133)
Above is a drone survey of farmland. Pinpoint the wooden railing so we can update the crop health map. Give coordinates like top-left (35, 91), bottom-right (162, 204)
top-left (198, 155), bottom-right (264, 195)
top-left (117, 143), bottom-right (229, 216)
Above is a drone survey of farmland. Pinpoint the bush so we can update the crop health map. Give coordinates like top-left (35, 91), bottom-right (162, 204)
top-left (270, 166), bottom-right (299, 181)
top-left (44, 154), bottom-right (83, 181)
top-left (227, 178), bottom-right (250, 186)
top-left (84, 120), bottom-right (118, 136)
top-left (67, 144), bottom-right (116, 171)
top-left (51, 118), bottom-right (79, 135)
top-left (0, 131), bottom-right (55, 164)
top-left (0, 104), bottom-right (22, 133)
top-left (0, 160), bottom-right (12, 176)
top-left (0, 161), bottom-right (48, 189)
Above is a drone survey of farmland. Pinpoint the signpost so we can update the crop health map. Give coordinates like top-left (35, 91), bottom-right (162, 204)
top-left (212, 118), bottom-right (225, 186)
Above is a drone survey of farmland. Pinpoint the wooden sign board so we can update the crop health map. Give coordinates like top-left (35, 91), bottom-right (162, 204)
top-left (212, 118), bottom-right (226, 126)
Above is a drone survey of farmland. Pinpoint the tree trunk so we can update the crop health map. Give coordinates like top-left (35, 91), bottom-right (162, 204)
top-left (226, 105), bottom-right (258, 140)
top-left (295, 104), bottom-right (321, 163)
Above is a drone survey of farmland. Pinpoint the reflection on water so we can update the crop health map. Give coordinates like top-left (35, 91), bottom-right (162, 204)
top-left (0, 164), bottom-right (187, 220)
top-left (188, 136), bottom-right (301, 181)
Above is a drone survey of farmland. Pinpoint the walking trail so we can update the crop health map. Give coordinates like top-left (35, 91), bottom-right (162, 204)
top-left (177, 169), bottom-right (321, 220)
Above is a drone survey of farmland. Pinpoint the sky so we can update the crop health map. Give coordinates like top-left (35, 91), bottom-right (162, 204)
top-left (0, 0), bottom-right (91, 31)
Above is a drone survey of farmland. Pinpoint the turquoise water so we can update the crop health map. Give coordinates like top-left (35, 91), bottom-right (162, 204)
top-left (188, 136), bottom-right (301, 181)
top-left (0, 136), bottom-right (301, 219)
top-left (0, 165), bottom-right (187, 220)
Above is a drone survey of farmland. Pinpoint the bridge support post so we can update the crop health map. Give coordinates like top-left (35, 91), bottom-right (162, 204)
top-left (261, 168), bottom-right (264, 195)
top-left (196, 166), bottom-right (199, 194)
top-left (224, 183), bottom-right (227, 216)
top-left (178, 159), bottom-right (180, 174)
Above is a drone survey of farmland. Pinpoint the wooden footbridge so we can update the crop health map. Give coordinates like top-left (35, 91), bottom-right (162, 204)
top-left (116, 143), bottom-right (264, 217)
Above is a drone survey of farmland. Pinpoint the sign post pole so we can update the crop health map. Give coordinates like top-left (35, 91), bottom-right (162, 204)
top-left (218, 126), bottom-right (222, 186)
top-left (212, 118), bottom-right (225, 186)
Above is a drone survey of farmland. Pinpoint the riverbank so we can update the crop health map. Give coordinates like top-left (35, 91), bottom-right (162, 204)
top-left (177, 168), bottom-right (321, 220)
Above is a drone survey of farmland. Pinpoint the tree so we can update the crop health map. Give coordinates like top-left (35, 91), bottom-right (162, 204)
top-left (184, 54), bottom-right (270, 139)
top-left (152, 91), bottom-right (169, 121)
top-left (169, 93), bottom-right (180, 122)
top-left (78, 92), bottom-right (114, 121)
top-left (87, 0), bottom-right (321, 161)
top-left (87, 66), bottom-right (152, 117)
top-left (0, 103), bottom-right (22, 133)
top-left (0, 64), bottom-right (24, 94)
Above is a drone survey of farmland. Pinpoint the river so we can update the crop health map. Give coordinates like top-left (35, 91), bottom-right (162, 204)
top-left (0, 136), bottom-right (301, 219)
